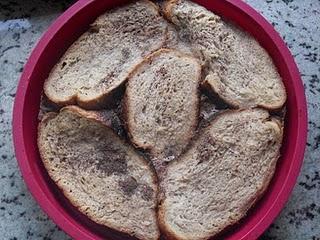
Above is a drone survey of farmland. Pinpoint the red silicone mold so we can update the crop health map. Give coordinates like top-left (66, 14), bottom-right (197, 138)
top-left (12, 0), bottom-right (308, 239)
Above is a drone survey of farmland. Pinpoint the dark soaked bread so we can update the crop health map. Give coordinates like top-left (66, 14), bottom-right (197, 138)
top-left (124, 49), bottom-right (201, 174)
top-left (38, 106), bottom-right (160, 240)
top-left (159, 109), bottom-right (283, 240)
top-left (44, 0), bottom-right (168, 109)
top-left (164, 0), bottom-right (287, 110)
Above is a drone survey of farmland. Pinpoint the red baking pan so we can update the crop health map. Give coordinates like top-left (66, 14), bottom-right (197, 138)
top-left (12, 0), bottom-right (308, 239)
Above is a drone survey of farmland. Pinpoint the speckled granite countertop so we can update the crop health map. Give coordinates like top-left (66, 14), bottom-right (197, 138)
top-left (0, 0), bottom-right (319, 239)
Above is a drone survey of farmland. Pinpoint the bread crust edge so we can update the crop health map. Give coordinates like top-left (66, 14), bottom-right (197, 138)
top-left (202, 78), bottom-right (287, 111)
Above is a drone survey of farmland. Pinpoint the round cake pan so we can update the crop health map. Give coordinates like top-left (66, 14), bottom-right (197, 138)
top-left (13, 0), bottom-right (308, 239)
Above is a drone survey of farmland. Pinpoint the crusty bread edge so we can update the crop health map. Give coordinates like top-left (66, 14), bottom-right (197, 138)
top-left (201, 79), bottom-right (236, 109)
top-left (38, 106), bottom-right (161, 240)
top-left (123, 48), bottom-right (202, 155)
top-left (258, 80), bottom-right (287, 110)
top-left (201, 78), bottom-right (239, 108)
top-left (158, 108), bottom-right (283, 240)
top-left (202, 78), bottom-right (287, 110)
top-left (162, 0), bottom-right (178, 22)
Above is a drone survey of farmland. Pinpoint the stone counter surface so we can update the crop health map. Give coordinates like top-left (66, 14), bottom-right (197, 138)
top-left (0, 0), bottom-right (319, 239)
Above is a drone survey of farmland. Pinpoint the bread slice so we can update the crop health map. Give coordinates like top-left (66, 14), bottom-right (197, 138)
top-left (164, 0), bottom-right (287, 110)
top-left (44, 0), bottom-right (168, 109)
top-left (164, 24), bottom-right (194, 55)
top-left (38, 106), bottom-right (160, 240)
top-left (124, 49), bottom-right (201, 174)
top-left (159, 109), bottom-right (283, 240)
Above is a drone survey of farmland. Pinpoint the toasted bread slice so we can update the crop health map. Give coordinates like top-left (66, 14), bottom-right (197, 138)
top-left (38, 106), bottom-right (160, 240)
top-left (44, 0), bottom-right (167, 109)
top-left (159, 109), bottom-right (283, 240)
top-left (124, 49), bottom-right (201, 174)
top-left (164, 0), bottom-right (286, 110)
